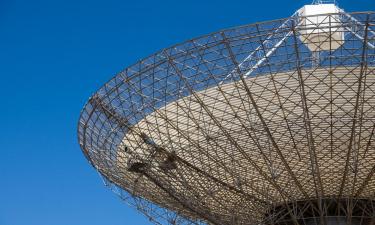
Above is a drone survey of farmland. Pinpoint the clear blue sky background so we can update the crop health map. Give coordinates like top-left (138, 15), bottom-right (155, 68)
top-left (0, 0), bottom-right (374, 225)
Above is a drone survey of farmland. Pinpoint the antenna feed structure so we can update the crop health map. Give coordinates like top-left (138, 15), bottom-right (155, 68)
top-left (297, 3), bottom-right (344, 52)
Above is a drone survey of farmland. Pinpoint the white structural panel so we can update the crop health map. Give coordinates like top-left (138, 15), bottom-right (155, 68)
top-left (117, 67), bottom-right (375, 221)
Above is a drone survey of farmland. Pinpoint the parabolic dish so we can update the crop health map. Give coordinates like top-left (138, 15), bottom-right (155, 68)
top-left (78, 9), bottom-right (375, 225)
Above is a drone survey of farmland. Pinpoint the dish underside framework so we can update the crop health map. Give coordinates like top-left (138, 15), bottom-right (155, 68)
top-left (78, 5), bottom-right (375, 225)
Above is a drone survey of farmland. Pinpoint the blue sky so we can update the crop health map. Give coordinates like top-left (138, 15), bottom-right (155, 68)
top-left (0, 0), bottom-right (374, 225)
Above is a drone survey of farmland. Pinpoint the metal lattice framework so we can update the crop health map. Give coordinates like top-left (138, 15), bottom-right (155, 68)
top-left (78, 7), bottom-right (375, 225)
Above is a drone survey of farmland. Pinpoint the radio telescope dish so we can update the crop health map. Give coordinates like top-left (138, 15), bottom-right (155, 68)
top-left (78, 2), bottom-right (375, 225)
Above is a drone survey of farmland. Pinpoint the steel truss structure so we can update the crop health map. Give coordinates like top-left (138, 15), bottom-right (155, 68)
top-left (78, 6), bottom-right (375, 225)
